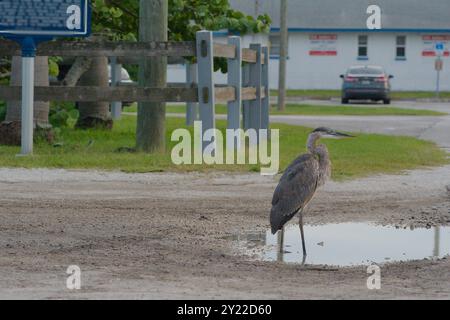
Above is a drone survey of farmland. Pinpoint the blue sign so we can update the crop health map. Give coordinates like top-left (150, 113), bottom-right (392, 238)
top-left (0, 0), bottom-right (91, 38)
top-left (436, 43), bottom-right (445, 51)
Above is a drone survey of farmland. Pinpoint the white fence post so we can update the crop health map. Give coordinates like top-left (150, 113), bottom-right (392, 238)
top-left (248, 43), bottom-right (262, 138)
top-left (242, 63), bottom-right (250, 131)
top-left (186, 62), bottom-right (198, 126)
top-left (227, 36), bottom-right (242, 150)
top-left (196, 31), bottom-right (216, 152)
top-left (20, 56), bottom-right (35, 155)
top-left (261, 46), bottom-right (270, 132)
top-left (110, 57), bottom-right (122, 120)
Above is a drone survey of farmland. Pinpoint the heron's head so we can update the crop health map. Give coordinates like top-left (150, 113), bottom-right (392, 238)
top-left (311, 127), bottom-right (355, 139)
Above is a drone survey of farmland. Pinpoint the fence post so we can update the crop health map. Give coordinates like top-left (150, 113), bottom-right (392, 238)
top-left (242, 63), bottom-right (250, 131)
top-left (227, 36), bottom-right (242, 150)
top-left (110, 57), bottom-right (122, 120)
top-left (196, 31), bottom-right (216, 152)
top-left (248, 43), bottom-right (262, 141)
top-left (186, 62), bottom-right (198, 126)
top-left (261, 46), bottom-right (270, 132)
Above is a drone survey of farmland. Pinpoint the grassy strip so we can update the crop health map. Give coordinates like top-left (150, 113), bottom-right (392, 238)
top-left (0, 116), bottom-right (448, 180)
top-left (270, 89), bottom-right (450, 100)
top-left (124, 104), bottom-right (445, 116)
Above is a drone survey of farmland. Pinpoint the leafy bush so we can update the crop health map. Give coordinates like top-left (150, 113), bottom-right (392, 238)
top-left (49, 102), bottom-right (79, 128)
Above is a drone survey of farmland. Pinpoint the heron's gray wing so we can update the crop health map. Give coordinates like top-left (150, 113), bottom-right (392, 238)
top-left (270, 154), bottom-right (319, 233)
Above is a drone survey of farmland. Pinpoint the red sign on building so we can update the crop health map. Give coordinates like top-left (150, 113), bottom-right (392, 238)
top-left (422, 35), bottom-right (450, 57)
top-left (309, 34), bottom-right (338, 56)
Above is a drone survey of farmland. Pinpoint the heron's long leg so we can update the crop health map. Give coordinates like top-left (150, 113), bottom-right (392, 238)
top-left (277, 227), bottom-right (285, 257)
top-left (299, 212), bottom-right (307, 257)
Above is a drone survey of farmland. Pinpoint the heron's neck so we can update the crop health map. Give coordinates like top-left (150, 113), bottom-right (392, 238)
top-left (307, 132), bottom-right (321, 154)
top-left (307, 133), bottom-right (331, 184)
top-left (307, 133), bottom-right (330, 167)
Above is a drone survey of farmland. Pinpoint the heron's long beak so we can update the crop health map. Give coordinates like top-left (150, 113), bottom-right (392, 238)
top-left (333, 131), bottom-right (355, 138)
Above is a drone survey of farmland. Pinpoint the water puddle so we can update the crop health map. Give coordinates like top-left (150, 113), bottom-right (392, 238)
top-left (233, 223), bottom-right (450, 267)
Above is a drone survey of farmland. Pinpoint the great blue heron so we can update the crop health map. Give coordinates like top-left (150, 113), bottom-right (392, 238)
top-left (270, 127), bottom-right (354, 259)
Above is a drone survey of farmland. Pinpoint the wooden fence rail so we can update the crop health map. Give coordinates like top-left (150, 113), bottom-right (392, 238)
top-left (0, 31), bottom-right (270, 152)
top-left (0, 85), bottom-right (265, 103)
top-left (0, 39), bottom-right (264, 63)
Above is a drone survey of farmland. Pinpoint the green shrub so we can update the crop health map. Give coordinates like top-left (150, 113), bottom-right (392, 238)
top-left (49, 102), bottom-right (79, 128)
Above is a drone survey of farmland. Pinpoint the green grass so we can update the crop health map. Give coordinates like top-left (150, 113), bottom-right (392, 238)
top-left (125, 104), bottom-right (445, 116)
top-left (270, 89), bottom-right (450, 100)
top-left (0, 116), bottom-right (448, 180)
top-left (390, 91), bottom-right (450, 100)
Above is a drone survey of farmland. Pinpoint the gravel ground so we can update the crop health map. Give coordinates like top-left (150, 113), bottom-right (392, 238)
top-left (0, 166), bottom-right (449, 299)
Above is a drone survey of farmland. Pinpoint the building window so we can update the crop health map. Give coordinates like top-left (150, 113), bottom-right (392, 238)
top-left (396, 36), bottom-right (406, 59)
top-left (358, 35), bottom-right (368, 59)
top-left (269, 33), bottom-right (288, 58)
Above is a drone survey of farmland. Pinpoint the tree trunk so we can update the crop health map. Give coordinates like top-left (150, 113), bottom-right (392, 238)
top-left (62, 57), bottom-right (93, 87)
top-left (136, 0), bottom-right (168, 153)
top-left (0, 56), bottom-right (51, 146)
top-left (75, 56), bottom-right (112, 129)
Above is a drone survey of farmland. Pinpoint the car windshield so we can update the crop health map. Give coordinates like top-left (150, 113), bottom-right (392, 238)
top-left (348, 67), bottom-right (384, 75)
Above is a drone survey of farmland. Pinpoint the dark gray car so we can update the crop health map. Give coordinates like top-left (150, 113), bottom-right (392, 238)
top-left (340, 66), bottom-right (393, 104)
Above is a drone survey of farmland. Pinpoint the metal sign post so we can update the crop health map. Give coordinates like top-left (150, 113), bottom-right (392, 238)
top-left (0, 0), bottom-right (91, 155)
top-left (435, 42), bottom-right (445, 100)
top-left (20, 37), bottom-right (36, 155)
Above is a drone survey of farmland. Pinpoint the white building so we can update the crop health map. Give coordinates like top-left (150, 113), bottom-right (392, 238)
top-left (168, 0), bottom-right (450, 91)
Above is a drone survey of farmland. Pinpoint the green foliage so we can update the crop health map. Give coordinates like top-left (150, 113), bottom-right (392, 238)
top-left (92, 1), bottom-right (271, 71)
top-left (91, 0), bottom-right (138, 41)
top-left (49, 102), bottom-right (79, 128)
top-left (48, 57), bottom-right (61, 77)
top-left (92, 0), bottom-right (271, 41)
top-left (168, 0), bottom-right (271, 41)
top-left (167, 0), bottom-right (272, 71)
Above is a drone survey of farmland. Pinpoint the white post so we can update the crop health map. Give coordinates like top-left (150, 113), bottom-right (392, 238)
top-left (110, 57), bottom-right (122, 120)
top-left (196, 31), bottom-right (215, 152)
top-left (186, 62), bottom-right (198, 126)
top-left (249, 43), bottom-right (262, 140)
top-left (261, 46), bottom-right (270, 132)
top-left (227, 36), bottom-right (242, 150)
top-left (242, 64), bottom-right (250, 130)
top-left (20, 56), bottom-right (35, 156)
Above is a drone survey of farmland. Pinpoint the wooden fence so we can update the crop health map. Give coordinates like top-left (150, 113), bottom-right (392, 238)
top-left (0, 31), bottom-right (269, 149)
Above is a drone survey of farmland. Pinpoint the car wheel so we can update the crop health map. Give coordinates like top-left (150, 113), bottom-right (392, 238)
top-left (383, 99), bottom-right (391, 105)
top-left (341, 98), bottom-right (349, 104)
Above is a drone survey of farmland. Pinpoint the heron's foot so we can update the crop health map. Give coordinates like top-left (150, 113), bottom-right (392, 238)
top-left (301, 253), bottom-right (307, 266)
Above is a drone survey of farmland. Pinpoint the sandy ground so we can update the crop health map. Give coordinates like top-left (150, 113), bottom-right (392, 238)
top-left (0, 166), bottom-right (450, 300)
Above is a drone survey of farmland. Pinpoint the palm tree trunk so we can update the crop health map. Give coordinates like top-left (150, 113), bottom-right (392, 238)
top-left (75, 56), bottom-right (112, 129)
top-left (0, 56), bottom-right (50, 146)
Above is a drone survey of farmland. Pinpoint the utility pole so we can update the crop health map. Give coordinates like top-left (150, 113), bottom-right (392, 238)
top-left (255, 0), bottom-right (260, 16)
top-left (137, 0), bottom-right (168, 153)
top-left (278, 0), bottom-right (288, 111)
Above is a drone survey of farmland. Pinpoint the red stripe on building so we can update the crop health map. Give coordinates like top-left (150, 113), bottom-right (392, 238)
top-left (309, 35), bottom-right (338, 41)
top-left (309, 51), bottom-right (337, 56)
top-left (422, 35), bottom-right (450, 41)
top-left (422, 51), bottom-right (450, 57)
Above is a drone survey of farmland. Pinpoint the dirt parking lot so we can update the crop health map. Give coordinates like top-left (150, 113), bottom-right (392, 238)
top-left (0, 167), bottom-right (449, 299)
